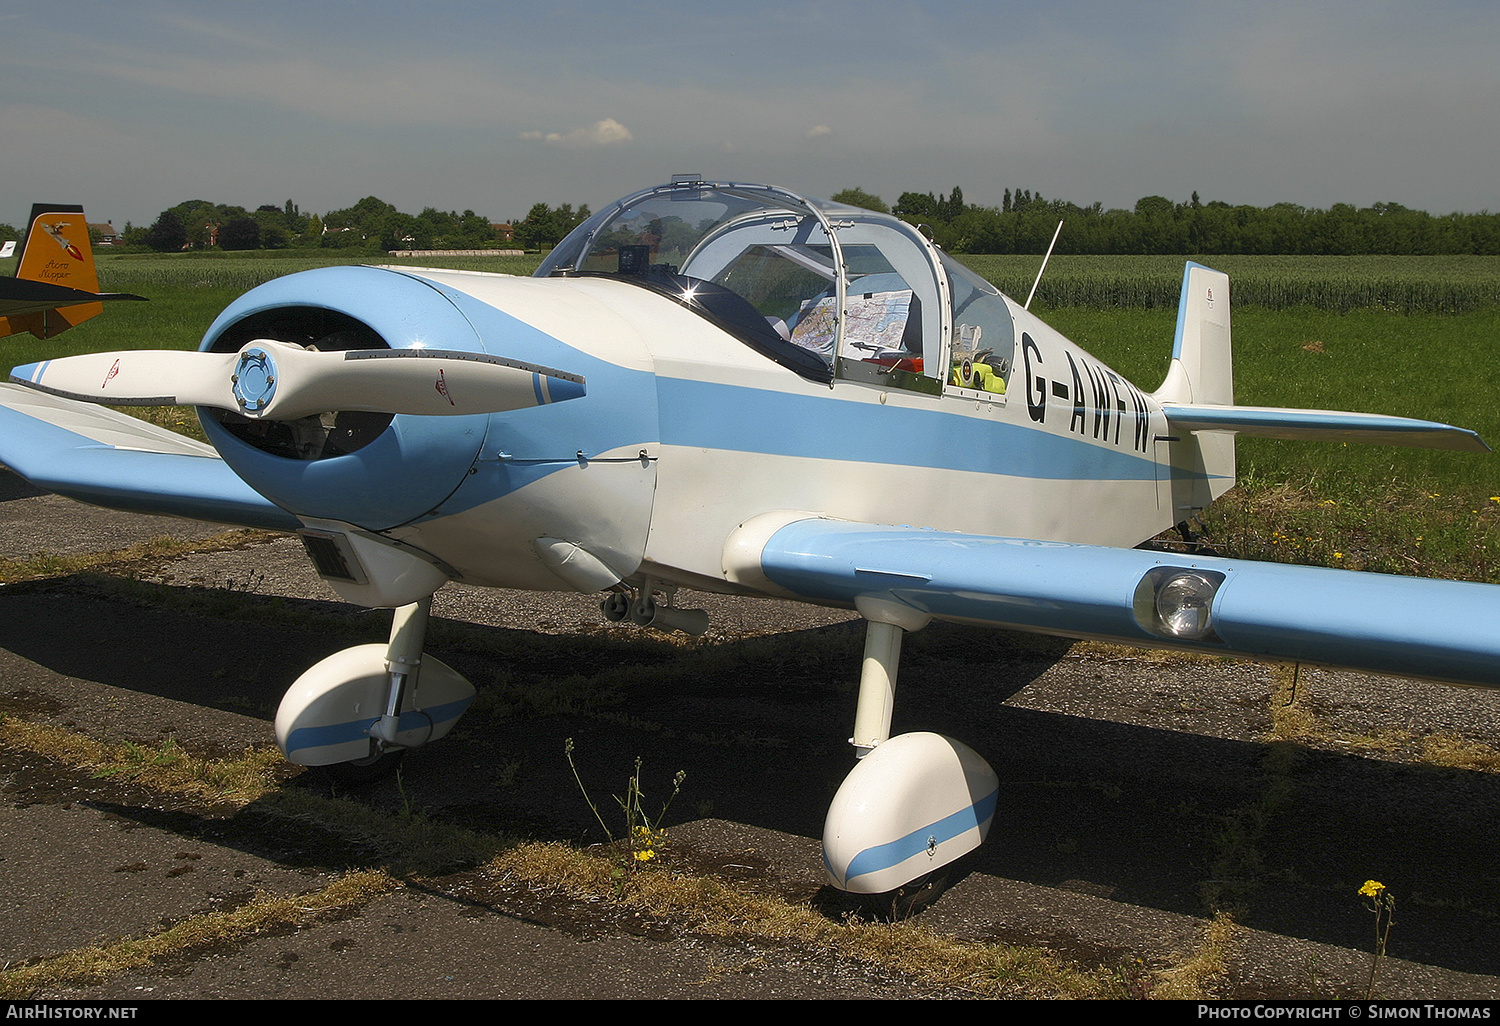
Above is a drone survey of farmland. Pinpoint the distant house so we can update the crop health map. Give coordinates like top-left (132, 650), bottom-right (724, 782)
top-left (88, 221), bottom-right (120, 246)
top-left (492, 223), bottom-right (515, 241)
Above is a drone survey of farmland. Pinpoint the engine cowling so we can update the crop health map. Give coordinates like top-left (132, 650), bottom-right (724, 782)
top-left (197, 265), bottom-right (498, 530)
top-left (193, 266), bottom-right (666, 604)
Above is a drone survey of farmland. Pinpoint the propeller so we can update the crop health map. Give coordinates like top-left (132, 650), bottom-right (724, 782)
top-left (9, 340), bottom-right (585, 420)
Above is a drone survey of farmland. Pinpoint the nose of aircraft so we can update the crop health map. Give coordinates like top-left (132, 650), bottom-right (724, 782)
top-left (196, 265), bottom-right (585, 530)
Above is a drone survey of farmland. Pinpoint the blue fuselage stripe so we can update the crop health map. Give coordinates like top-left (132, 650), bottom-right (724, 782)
top-left (423, 366), bottom-right (1172, 523)
top-left (656, 377), bottom-right (1160, 480)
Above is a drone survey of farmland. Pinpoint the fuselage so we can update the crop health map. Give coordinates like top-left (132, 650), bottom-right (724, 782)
top-left (378, 270), bottom-right (1180, 597)
top-left (193, 182), bottom-right (1203, 609)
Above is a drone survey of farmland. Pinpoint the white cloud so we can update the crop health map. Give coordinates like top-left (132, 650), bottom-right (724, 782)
top-left (522, 118), bottom-right (634, 148)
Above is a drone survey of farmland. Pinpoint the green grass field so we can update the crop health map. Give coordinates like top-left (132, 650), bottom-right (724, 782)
top-left (1039, 304), bottom-right (1500, 580)
top-left (4, 248), bottom-right (1498, 581)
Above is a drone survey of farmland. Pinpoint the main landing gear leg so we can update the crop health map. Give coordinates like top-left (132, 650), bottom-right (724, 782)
top-left (822, 599), bottom-right (998, 900)
top-left (368, 596), bottom-right (430, 750)
top-left (330, 596), bottom-right (433, 782)
top-left (852, 618), bottom-right (903, 757)
top-left (275, 593), bottom-right (477, 782)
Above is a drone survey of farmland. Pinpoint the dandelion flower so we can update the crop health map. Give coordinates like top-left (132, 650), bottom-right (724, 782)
top-left (1360, 880), bottom-right (1386, 898)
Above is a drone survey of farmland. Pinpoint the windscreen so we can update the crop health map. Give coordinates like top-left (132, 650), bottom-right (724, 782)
top-left (537, 182), bottom-right (949, 389)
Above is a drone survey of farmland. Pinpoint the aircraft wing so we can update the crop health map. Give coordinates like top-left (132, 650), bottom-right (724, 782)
top-left (0, 383), bottom-right (300, 531)
top-left (752, 517), bottom-right (1500, 689)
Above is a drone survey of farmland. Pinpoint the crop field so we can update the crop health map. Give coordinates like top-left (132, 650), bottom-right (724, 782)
top-left (968, 253), bottom-right (1500, 314)
top-left (4, 248), bottom-right (1498, 582)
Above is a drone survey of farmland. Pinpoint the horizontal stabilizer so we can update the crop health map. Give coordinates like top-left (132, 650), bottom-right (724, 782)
top-left (1161, 403), bottom-right (1489, 452)
top-left (752, 517), bottom-right (1500, 689)
top-left (0, 277), bottom-right (147, 319)
top-left (0, 383), bottom-right (299, 530)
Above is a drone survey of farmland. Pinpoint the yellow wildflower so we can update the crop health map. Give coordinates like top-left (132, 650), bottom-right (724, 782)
top-left (1359, 880), bottom-right (1386, 899)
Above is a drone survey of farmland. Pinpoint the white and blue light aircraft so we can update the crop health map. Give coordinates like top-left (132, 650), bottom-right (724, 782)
top-left (1, 179), bottom-right (1496, 896)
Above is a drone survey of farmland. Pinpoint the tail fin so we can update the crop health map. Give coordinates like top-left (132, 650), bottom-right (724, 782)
top-left (1153, 261), bottom-right (1488, 457)
top-left (1154, 262), bottom-right (1232, 406)
top-left (17, 205), bottom-right (103, 294)
top-left (1151, 262), bottom-right (1236, 507)
top-left (0, 205), bottom-right (110, 340)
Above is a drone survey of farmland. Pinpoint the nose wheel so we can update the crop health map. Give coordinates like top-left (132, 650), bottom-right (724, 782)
top-left (322, 746), bottom-right (406, 784)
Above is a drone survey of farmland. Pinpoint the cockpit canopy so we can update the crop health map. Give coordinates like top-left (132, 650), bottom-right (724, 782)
top-left (538, 179), bottom-right (1014, 395)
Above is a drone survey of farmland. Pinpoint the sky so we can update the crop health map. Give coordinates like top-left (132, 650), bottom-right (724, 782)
top-left (4, 0), bottom-right (1499, 230)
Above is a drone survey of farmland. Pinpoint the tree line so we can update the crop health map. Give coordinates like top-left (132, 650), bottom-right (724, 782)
top-left (832, 187), bottom-right (1500, 256)
top-left (103, 198), bottom-right (516, 253)
top-left (9, 188), bottom-right (1495, 256)
top-left (113, 198), bottom-right (595, 254)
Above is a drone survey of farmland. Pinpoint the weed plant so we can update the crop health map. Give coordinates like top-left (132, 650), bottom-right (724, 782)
top-left (564, 740), bottom-right (687, 898)
top-left (1359, 881), bottom-right (1396, 998)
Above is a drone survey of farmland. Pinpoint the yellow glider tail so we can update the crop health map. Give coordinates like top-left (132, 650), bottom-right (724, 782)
top-left (0, 204), bottom-right (144, 340)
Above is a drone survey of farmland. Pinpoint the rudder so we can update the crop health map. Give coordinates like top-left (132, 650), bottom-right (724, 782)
top-left (1154, 262), bottom-right (1231, 406)
top-left (1152, 262), bottom-right (1236, 505)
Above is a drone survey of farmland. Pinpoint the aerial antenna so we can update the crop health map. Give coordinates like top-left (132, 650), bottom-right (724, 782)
top-left (1024, 220), bottom-right (1064, 311)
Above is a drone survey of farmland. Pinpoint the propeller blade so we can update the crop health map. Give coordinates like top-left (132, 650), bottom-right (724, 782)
top-left (269, 346), bottom-right (586, 419)
top-left (10, 341), bottom-right (585, 420)
top-left (10, 349), bottom-right (239, 408)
